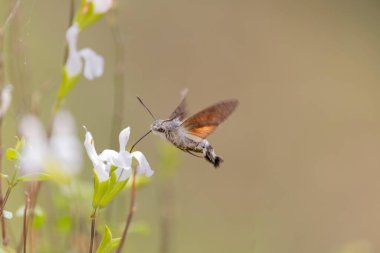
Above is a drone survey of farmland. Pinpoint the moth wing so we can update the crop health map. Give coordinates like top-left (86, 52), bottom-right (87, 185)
top-left (182, 99), bottom-right (238, 139)
top-left (169, 89), bottom-right (188, 120)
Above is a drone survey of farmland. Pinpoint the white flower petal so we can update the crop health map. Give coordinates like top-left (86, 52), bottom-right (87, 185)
top-left (94, 162), bottom-right (109, 182)
top-left (92, 159), bottom-right (110, 182)
top-left (99, 148), bottom-right (133, 182)
top-left (19, 113), bottom-right (83, 178)
top-left (51, 112), bottom-right (82, 175)
top-left (19, 115), bottom-right (49, 174)
top-left (65, 50), bottom-right (82, 77)
top-left (101, 150), bottom-right (132, 180)
top-left (116, 151), bottom-right (132, 169)
top-left (50, 134), bottom-right (80, 158)
top-left (79, 48), bottom-right (104, 80)
top-left (20, 144), bottom-right (46, 175)
top-left (90, 0), bottom-right (113, 13)
top-left (19, 115), bottom-right (47, 145)
top-left (118, 127), bottom-right (130, 152)
top-left (99, 149), bottom-right (119, 165)
top-left (0, 84), bottom-right (13, 118)
top-left (84, 129), bottom-right (99, 164)
top-left (114, 167), bottom-right (132, 181)
top-left (84, 128), bottom-right (110, 182)
top-left (65, 24), bottom-right (82, 77)
top-left (50, 135), bottom-right (82, 175)
top-left (132, 151), bottom-right (153, 177)
top-left (66, 24), bottom-right (80, 49)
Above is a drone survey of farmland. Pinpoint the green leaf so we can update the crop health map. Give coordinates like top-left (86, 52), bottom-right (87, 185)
top-left (99, 171), bottom-right (128, 208)
top-left (109, 238), bottom-right (121, 252)
top-left (6, 136), bottom-right (25, 161)
top-left (92, 169), bottom-right (129, 208)
top-left (92, 171), bottom-right (110, 208)
top-left (6, 148), bottom-right (20, 161)
top-left (109, 165), bottom-right (117, 174)
top-left (96, 225), bottom-right (111, 253)
top-left (96, 225), bottom-right (120, 253)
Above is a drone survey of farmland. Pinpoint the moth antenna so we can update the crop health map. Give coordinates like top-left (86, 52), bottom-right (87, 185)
top-left (130, 130), bottom-right (152, 152)
top-left (137, 96), bottom-right (156, 120)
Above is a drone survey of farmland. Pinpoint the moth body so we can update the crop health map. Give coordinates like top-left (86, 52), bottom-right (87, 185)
top-left (144, 91), bottom-right (238, 168)
top-left (151, 118), bottom-right (223, 167)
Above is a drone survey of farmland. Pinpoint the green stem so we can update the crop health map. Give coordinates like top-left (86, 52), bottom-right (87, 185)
top-left (89, 208), bottom-right (98, 253)
top-left (0, 185), bottom-right (13, 216)
top-left (0, 184), bottom-right (13, 246)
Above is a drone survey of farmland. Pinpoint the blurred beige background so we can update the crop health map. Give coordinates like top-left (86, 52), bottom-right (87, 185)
top-left (2, 0), bottom-right (380, 252)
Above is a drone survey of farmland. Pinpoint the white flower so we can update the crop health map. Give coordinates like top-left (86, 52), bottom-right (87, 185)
top-left (19, 111), bottom-right (82, 177)
top-left (89, 0), bottom-right (113, 13)
top-left (19, 115), bottom-right (48, 174)
top-left (0, 84), bottom-right (13, 118)
top-left (50, 111), bottom-right (82, 175)
top-left (84, 130), bottom-right (109, 182)
top-left (84, 127), bottom-right (153, 183)
top-left (65, 24), bottom-right (104, 80)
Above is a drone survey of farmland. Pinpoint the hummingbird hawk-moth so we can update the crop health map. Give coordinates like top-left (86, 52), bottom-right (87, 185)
top-left (136, 91), bottom-right (238, 168)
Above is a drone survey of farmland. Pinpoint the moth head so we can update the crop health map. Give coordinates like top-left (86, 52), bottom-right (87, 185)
top-left (151, 120), bottom-right (167, 135)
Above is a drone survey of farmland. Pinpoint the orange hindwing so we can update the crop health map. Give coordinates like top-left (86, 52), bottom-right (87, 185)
top-left (182, 99), bottom-right (238, 139)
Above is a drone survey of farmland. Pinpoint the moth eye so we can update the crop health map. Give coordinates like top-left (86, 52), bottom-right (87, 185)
top-left (158, 128), bottom-right (165, 133)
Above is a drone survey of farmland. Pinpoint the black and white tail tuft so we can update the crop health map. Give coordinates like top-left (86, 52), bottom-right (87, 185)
top-left (204, 145), bottom-right (223, 168)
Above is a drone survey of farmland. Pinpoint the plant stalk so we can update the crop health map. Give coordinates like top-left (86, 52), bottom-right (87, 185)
top-left (115, 168), bottom-right (137, 253)
top-left (88, 208), bottom-right (97, 253)
top-left (22, 192), bottom-right (30, 253)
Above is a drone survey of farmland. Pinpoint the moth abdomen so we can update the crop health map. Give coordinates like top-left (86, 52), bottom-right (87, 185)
top-left (203, 144), bottom-right (223, 168)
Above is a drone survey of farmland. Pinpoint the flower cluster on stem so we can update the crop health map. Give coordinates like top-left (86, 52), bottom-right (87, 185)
top-left (84, 126), bottom-right (153, 208)
top-left (84, 126), bottom-right (153, 253)
top-left (55, 0), bottom-right (114, 110)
